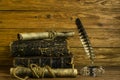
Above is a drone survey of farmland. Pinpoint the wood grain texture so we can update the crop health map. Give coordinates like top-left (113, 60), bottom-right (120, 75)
top-left (0, 11), bottom-right (119, 29)
top-left (0, 0), bottom-right (120, 66)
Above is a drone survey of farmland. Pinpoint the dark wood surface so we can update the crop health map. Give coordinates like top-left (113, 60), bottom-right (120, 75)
top-left (0, 66), bottom-right (119, 80)
top-left (0, 0), bottom-right (120, 66)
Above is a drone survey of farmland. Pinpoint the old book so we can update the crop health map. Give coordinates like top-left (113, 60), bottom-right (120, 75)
top-left (10, 38), bottom-right (71, 57)
top-left (13, 55), bottom-right (74, 68)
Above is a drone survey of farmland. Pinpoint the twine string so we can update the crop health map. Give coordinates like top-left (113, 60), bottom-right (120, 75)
top-left (13, 66), bottom-right (29, 80)
top-left (13, 64), bottom-right (56, 80)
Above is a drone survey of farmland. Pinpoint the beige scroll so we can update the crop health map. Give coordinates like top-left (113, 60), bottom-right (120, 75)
top-left (17, 31), bottom-right (75, 40)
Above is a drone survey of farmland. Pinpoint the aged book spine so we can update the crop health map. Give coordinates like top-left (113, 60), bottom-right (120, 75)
top-left (10, 38), bottom-right (71, 57)
top-left (13, 56), bottom-right (73, 68)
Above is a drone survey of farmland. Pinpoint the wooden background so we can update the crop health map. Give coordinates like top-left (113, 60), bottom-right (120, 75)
top-left (0, 0), bottom-right (120, 67)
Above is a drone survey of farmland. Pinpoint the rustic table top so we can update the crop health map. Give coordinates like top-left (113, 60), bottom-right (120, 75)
top-left (0, 66), bottom-right (119, 80)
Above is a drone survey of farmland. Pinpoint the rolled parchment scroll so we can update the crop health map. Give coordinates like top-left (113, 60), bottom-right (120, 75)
top-left (10, 65), bottom-right (78, 79)
top-left (17, 31), bottom-right (75, 40)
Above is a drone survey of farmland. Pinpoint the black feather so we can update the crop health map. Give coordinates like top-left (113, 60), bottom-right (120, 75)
top-left (75, 18), bottom-right (94, 62)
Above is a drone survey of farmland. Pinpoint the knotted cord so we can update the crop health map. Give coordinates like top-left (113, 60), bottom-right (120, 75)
top-left (12, 64), bottom-right (56, 80)
top-left (30, 64), bottom-right (56, 78)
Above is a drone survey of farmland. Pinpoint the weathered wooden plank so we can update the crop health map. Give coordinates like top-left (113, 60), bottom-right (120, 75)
top-left (68, 37), bottom-right (120, 47)
top-left (0, 58), bottom-right (12, 65)
top-left (0, 28), bottom-right (120, 36)
top-left (0, 47), bottom-right (10, 57)
top-left (0, 0), bottom-right (119, 11)
top-left (0, 11), bottom-right (119, 21)
top-left (0, 11), bottom-right (119, 29)
top-left (0, 21), bottom-right (119, 29)
top-left (71, 48), bottom-right (120, 59)
top-left (75, 60), bottom-right (120, 66)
